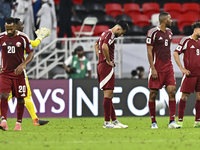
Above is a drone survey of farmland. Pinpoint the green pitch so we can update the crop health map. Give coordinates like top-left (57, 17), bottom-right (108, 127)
top-left (1, 116), bottom-right (199, 150)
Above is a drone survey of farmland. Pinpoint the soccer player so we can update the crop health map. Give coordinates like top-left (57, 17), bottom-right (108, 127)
top-left (146, 12), bottom-right (181, 129)
top-left (94, 20), bottom-right (129, 128)
top-left (0, 17), bottom-right (34, 131)
top-left (173, 22), bottom-right (200, 128)
top-left (7, 18), bottom-right (50, 126)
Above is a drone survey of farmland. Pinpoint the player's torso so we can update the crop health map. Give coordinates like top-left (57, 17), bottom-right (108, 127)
top-left (183, 39), bottom-right (200, 76)
top-left (152, 29), bottom-right (172, 62)
top-left (0, 34), bottom-right (25, 74)
top-left (152, 29), bottom-right (173, 72)
top-left (98, 30), bottom-right (115, 63)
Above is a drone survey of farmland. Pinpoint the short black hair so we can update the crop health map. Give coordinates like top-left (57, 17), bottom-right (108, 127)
top-left (75, 46), bottom-right (84, 52)
top-left (136, 66), bottom-right (144, 72)
top-left (5, 17), bottom-right (15, 24)
top-left (14, 18), bottom-right (20, 25)
top-left (191, 22), bottom-right (200, 30)
top-left (159, 12), bottom-right (170, 23)
top-left (131, 70), bottom-right (138, 76)
top-left (116, 20), bottom-right (130, 33)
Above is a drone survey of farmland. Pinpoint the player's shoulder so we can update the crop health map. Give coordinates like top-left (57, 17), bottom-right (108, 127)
top-left (147, 27), bottom-right (159, 37)
top-left (0, 31), bottom-right (7, 38)
top-left (179, 36), bottom-right (191, 45)
top-left (102, 29), bottom-right (114, 39)
top-left (17, 31), bottom-right (30, 41)
top-left (166, 28), bottom-right (173, 35)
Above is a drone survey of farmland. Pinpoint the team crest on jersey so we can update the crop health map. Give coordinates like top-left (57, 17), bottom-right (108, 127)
top-left (16, 42), bottom-right (21, 47)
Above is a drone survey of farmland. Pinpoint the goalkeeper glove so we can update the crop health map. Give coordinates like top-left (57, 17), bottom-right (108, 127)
top-left (36, 28), bottom-right (51, 41)
top-left (35, 29), bottom-right (40, 36)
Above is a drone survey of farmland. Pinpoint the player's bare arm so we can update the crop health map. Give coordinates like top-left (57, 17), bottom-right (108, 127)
top-left (173, 51), bottom-right (191, 76)
top-left (102, 43), bottom-right (114, 67)
top-left (147, 45), bottom-right (158, 79)
top-left (14, 52), bottom-right (34, 75)
top-left (94, 42), bottom-right (99, 58)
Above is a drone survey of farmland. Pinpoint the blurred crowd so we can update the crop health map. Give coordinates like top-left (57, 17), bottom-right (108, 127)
top-left (0, 0), bottom-right (57, 50)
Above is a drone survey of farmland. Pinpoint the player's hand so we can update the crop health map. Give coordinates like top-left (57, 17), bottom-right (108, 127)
top-left (14, 65), bottom-right (25, 75)
top-left (36, 27), bottom-right (51, 41)
top-left (181, 68), bottom-right (191, 76)
top-left (151, 67), bottom-right (158, 79)
top-left (0, 65), bottom-right (4, 74)
top-left (106, 60), bottom-right (114, 67)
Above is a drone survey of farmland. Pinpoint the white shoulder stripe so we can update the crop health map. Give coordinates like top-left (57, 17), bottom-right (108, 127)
top-left (21, 37), bottom-right (26, 49)
top-left (148, 27), bottom-right (158, 37)
top-left (180, 36), bottom-right (190, 45)
top-left (18, 31), bottom-right (30, 41)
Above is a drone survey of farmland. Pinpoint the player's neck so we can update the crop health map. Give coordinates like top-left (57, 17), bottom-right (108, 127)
top-left (158, 25), bottom-right (166, 32)
top-left (191, 34), bottom-right (198, 41)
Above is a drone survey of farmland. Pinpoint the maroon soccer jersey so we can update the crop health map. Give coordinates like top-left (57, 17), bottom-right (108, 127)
top-left (0, 31), bottom-right (33, 78)
top-left (146, 27), bottom-right (173, 72)
top-left (174, 36), bottom-right (200, 76)
top-left (97, 29), bottom-right (115, 64)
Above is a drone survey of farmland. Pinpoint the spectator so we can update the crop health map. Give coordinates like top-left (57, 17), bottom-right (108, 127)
top-left (11, 0), bottom-right (35, 39)
top-left (131, 70), bottom-right (139, 79)
top-left (63, 46), bottom-right (91, 79)
top-left (136, 66), bottom-right (146, 79)
top-left (37, 0), bottom-right (57, 50)
top-left (0, 0), bottom-right (12, 32)
top-left (56, 0), bottom-right (76, 49)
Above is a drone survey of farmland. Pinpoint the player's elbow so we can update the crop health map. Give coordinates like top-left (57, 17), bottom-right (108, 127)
top-left (173, 52), bottom-right (178, 58)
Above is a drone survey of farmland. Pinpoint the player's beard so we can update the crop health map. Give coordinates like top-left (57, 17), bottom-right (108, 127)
top-left (115, 33), bottom-right (119, 38)
top-left (166, 23), bottom-right (171, 28)
top-left (8, 32), bottom-right (15, 37)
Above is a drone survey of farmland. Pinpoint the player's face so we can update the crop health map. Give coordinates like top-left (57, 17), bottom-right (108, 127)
top-left (195, 28), bottom-right (200, 38)
top-left (165, 15), bottom-right (172, 28)
top-left (115, 27), bottom-right (126, 38)
top-left (17, 21), bottom-right (24, 32)
top-left (5, 23), bottom-right (16, 37)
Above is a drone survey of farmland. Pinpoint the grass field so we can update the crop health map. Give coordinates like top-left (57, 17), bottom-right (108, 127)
top-left (1, 116), bottom-right (200, 150)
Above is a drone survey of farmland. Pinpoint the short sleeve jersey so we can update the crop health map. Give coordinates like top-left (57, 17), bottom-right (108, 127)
top-left (97, 29), bottom-right (115, 64)
top-left (0, 31), bottom-right (33, 78)
top-left (174, 36), bottom-right (200, 76)
top-left (146, 27), bottom-right (173, 72)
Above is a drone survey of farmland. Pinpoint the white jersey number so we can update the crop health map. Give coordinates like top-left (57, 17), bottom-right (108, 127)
top-left (18, 85), bottom-right (26, 93)
top-left (7, 46), bottom-right (15, 53)
top-left (165, 39), bottom-right (168, 46)
top-left (196, 49), bottom-right (200, 56)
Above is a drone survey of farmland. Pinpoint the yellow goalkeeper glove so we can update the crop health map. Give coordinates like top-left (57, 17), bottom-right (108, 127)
top-left (36, 28), bottom-right (51, 41)
top-left (35, 29), bottom-right (40, 36)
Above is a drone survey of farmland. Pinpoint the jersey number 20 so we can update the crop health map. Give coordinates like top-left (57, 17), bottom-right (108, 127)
top-left (7, 46), bottom-right (15, 53)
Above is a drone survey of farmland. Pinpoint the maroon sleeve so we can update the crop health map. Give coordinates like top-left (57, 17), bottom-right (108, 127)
top-left (174, 37), bottom-right (188, 54)
top-left (146, 29), bottom-right (155, 46)
top-left (23, 36), bottom-right (33, 54)
top-left (102, 32), bottom-right (112, 45)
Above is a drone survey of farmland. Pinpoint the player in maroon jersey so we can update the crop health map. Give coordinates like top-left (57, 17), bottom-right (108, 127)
top-left (0, 17), bottom-right (34, 131)
top-left (94, 20), bottom-right (129, 128)
top-left (146, 12), bottom-right (181, 129)
top-left (173, 22), bottom-right (200, 128)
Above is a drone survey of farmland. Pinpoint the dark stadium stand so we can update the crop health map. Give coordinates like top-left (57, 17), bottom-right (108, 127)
top-left (163, 3), bottom-right (182, 20)
top-left (142, 3), bottom-right (160, 19)
top-left (93, 25), bottom-right (110, 36)
top-left (53, 0), bottom-right (200, 37)
top-left (115, 14), bottom-right (133, 27)
top-left (105, 3), bottom-right (123, 18)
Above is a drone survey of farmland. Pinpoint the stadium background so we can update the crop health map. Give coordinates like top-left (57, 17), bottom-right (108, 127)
top-left (1, 0), bottom-right (200, 118)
